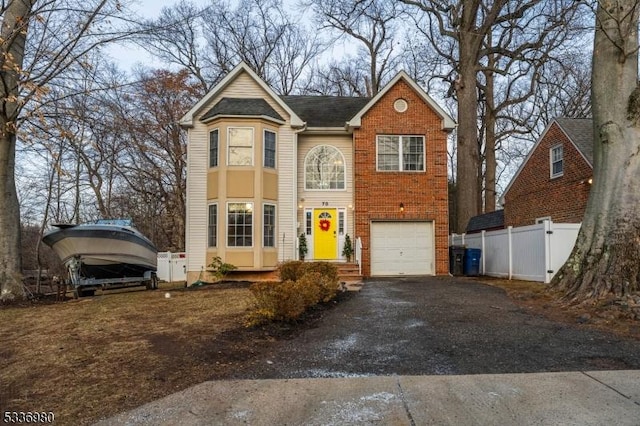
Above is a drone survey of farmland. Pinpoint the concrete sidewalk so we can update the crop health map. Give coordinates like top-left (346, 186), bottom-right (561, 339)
top-left (96, 370), bottom-right (640, 425)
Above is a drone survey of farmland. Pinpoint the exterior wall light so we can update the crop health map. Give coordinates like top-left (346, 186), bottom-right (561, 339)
top-left (400, 202), bottom-right (404, 213)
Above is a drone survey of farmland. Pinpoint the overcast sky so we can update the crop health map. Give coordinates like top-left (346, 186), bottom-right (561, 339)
top-left (108, 0), bottom-right (208, 70)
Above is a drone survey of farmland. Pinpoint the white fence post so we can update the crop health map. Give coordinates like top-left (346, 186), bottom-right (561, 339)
top-left (507, 226), bottom-right (513, 280)
top-left (544, 220), bottom-right (552, 284)
top-left (481, 230), bottom-right (486, 275)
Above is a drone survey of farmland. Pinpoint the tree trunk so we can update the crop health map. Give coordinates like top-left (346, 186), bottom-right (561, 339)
top-left (0, 133), bottom-right (23, 300)
top-left (0, 0), bottom-right (34, 300)
top-left (455, 4), bottom-right (482, 232)
top-left (551, 1), bottom-right (640, 300)
top-left (483, 50), bottom-right (497, 213)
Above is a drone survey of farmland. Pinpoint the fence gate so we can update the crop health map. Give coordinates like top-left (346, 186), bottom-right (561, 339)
top-left (157, 252), bottom-right (187, 282)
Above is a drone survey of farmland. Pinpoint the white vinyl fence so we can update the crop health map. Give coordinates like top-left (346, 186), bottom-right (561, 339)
top-left (157, 252), bottom-right (187, 282)
top-left (450, 221), bottom-right (581, 283)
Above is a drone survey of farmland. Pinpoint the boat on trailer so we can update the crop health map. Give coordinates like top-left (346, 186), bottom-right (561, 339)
top-left (42, 219), bottom-right (158, 297)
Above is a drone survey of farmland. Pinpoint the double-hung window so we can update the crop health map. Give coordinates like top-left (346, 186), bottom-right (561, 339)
top-left (263, 204), bottom-right (276, 247)
top-left (550, 145), bottom-right (563, 178)
top-left (208, 204), bottom-right (217, 247)
top-left (228, 203), bottom-right (253, 247)
top-left (209, 129), bottom-right (219, 167)
top-left (228, 127), bottom-right (253, 166)
top-left (264, 130), bottom-right (276, 168)
top-left (377, 135), bottom-right (425, 171)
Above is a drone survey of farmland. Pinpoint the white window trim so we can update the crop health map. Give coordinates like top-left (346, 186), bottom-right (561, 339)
top-left (208, 202), bottom-right (218, 247)
top-left (376, 135), bottom-right (426, 172)
top-left (263, 203), bottom-right (277, 248)
top-left (226, 201), bottom-right (254, 248)
top-left (305, 209), bottom-right (312, 236)
top-left (550, 144), bottom-right (563, 179)
top-left (303, 145), bottom-right (347, 191)
top-left (263, 129), bottom-right (277, 169)
top-left (209, 128), bottom-right (219, 168)
top-left (227, 127), bottom-right (254, 166)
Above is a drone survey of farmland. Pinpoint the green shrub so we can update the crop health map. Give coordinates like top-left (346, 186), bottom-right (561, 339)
top-left (248, 280), bottom-right (307, 325)
top-left (208, 256), bottom-right (237, 281)
top-left (277, 260), bottom-right (307, 282)
top-left (303, 261), bottom-right (339, 283)
top-left (248, 261), bottom-right (341, 325)
top-left (296, 271), bottom-right (323, 305)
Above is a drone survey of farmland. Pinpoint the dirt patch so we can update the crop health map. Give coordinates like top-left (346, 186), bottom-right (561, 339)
top-left (475, 277), bottom-right (640, 340)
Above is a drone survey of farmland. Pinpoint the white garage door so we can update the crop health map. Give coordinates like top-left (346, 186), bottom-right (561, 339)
top-left (370, 221), bottom-right (434, 276)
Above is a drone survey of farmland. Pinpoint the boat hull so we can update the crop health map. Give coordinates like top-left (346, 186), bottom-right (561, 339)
top-left (43, 224), bottom-right (157, 280)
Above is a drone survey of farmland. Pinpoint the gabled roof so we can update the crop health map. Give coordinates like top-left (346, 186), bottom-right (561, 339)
top-left (554, 118), bottom-right (593, 164)
top-left (281, 96), bottom-right (370, 128)
top-left (346, 70), bottom-right (456, 131)
top-left (179, 62), bottom-right (303, 128)
top-left (201, 98), bottom-right (284, 123)
top-left (502, 118), bottom-right (593, 200)
top-left (466, 209), bottom-right (504, 233)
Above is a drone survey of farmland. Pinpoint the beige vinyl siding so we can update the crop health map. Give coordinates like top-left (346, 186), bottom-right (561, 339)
top-left (297, 134), bottom-right (355, 238)
top-left (277, 126), bottom-right (296, 261)
top-left (185, 125), bottom-right (209, 273)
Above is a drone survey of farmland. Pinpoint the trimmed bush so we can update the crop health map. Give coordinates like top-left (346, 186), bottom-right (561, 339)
top-left (248, 280), bottom-right (306, 324)
top-left (277, 260), bottom-right (307, 282)
top-left (303, 262), bottom-right (339, 284)
top-left (248, 261), bottom-right (341, 325)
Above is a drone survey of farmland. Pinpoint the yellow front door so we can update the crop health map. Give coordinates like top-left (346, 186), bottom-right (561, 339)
top-left (313, 208), bottom-right (337, 260)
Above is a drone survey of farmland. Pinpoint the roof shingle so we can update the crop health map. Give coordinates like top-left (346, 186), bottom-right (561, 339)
top-left (201, 98), bottom-right (284, 122)
top-left (281, 96), bottom-right (371, 127)
top-left (466, 209), bottom-right (505, 233)
top-left (555, 118), bottom-right (593, 165)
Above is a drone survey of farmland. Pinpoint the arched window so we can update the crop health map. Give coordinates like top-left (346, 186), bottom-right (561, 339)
top-left (304, 145), bottom-right (346, 190)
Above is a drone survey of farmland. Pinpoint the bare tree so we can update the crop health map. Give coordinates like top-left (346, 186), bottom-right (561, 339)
top-left (0, 0), bottom-right (136, 300)
top-left (400, 0), bottom-right (586, 230)
top-left (138, 0), bottom-right (320, 95)
top-left (551, 1), bottom-right (640, 300)
top-left (108, 69), bottom-right (199, 251)
top-left (299, 59), bottom-right (372, 96)
top-left (305, 0), bottom-right (401, 96)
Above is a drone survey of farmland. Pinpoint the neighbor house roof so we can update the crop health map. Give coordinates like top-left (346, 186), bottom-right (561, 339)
top-left (554, 117), bottom-right (593, 164)
top-left (502, 117), bottom-right (593, 201)
top-left (201, 98), bottom-right (285, 123)
top-left (466, 209), bottom-right (504, 234)
top-left (281, 96), bottom-right (370, 128)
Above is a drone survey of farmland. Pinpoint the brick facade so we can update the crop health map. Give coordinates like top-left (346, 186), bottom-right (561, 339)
top-left (504, 122), bottom-right (592, 227)
top-left (354, 80), bottom-right (450, 276)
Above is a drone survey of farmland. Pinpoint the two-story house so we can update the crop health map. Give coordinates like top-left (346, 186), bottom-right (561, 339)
top-left (179, 62), bottom-right (455, 283)
top-left (502, 118), bottom-right (593, 227)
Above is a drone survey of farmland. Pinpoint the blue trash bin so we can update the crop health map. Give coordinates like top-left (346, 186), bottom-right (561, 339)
top-left (463, 248), bottom-right (481, 276)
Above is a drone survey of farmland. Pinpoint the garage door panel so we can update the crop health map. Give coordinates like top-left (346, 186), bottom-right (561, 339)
top-left (370, 222), bottom-right (434, 276)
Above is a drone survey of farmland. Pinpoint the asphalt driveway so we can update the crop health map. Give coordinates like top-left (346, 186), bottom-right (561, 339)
top-left (232, 276), bottom-right (640, 379)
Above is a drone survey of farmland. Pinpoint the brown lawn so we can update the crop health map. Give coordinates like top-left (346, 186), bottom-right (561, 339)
top-left (0, 282), bottom-right (263, 425)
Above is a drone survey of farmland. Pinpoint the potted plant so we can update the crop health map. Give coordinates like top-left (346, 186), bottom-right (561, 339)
top-left (299, 233), bottom-right (308, 261)
top-left (342, 234), bottom-right (354, 262)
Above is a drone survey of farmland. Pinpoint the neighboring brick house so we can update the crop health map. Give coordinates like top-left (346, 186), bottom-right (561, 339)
top-left (502, 118), bottom-right (593, 227)
top-left (179, 62), bottom-right (455, 282)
